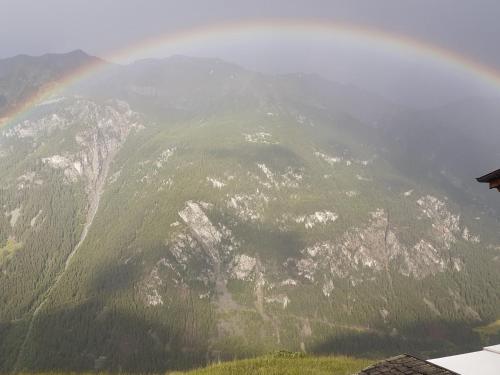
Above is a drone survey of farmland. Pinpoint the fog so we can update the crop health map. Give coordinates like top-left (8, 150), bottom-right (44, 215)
top-left (1, 0), bottom-right (500, 107)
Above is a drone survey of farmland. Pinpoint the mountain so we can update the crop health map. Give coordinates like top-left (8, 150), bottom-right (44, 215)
top-left (0, 50), bottom-right (103, 119)
top-left (0, 51), bottom-right (499, 372)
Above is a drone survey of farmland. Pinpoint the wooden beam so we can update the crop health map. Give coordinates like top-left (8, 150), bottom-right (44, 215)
top-left (489, 178), bottom-right (500, 189)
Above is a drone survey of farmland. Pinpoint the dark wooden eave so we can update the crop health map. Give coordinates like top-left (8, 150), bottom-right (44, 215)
top-left (477, 168), bottom-right (500, 191)
top-left (357, 354), bottom-right (459, 375)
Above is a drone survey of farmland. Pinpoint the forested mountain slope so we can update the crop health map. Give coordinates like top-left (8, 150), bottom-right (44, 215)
top-left (0, 52), bottom-right (499, 372)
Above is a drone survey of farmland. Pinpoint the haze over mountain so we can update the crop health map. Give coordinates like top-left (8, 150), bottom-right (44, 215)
top-left (3, 0), bottom-right (500, 108)
top-left (0, 50), bottom-right (499, 372)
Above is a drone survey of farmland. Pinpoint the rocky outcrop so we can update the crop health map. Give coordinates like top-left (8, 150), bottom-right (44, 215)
top-left (417, 195), bottom-right (460, 249)
top-left (178, 201), bottom-right (223, 263)
top-left (295, 208), bottom-right (462, 283)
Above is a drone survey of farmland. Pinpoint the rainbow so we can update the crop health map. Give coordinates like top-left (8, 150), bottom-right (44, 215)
top-left (2, 18), bottom-right (500, 128)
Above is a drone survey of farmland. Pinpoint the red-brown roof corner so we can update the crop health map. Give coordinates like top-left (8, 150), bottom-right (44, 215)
top-left (477, 168), bottom-right (500, 191)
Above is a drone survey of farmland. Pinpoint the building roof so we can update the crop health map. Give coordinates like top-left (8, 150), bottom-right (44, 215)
top-left (430, 344), bottom-right (500, 375)
top-left (477, 168), bottom-right (500, 190)
top-left (477, 169), bottom-right (500, 182)
top-left (357, 354), bottom-right (459, 375)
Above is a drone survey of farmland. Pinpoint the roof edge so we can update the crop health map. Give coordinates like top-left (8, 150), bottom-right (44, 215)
top-left (477, 168), bottom-right (500, 182)
top-left (358, 353), bottom-right (460, 374)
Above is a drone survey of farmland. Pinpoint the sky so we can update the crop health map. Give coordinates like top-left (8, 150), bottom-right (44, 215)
top-left (1, 0), bottom-right (500, 107)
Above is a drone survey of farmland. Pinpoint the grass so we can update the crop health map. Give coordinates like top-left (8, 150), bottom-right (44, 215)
top-left (474, 319), bottom-right (500, 337)
top-left (167, 353), bottom-right (372, 375)
top-left (12, 354), bottom-right (373, 375)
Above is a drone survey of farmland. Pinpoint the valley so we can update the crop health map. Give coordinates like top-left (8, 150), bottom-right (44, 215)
top-left (0, 52), bottom-right (499, 372)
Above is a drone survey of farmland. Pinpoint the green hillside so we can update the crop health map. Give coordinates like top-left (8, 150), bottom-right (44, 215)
top-left (14, 354), bottom-right (372, 375)
top-left (168, 353), bottom-right (372, 375)
top-left (0, 52), bottom-right (499, 373)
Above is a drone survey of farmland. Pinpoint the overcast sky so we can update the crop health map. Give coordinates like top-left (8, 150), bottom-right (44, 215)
top-left (1, 0), bottom-right (500, 107)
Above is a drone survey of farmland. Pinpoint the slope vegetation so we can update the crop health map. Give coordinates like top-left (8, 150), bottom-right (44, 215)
top-left (0, 52), bottom-right (499, 372)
